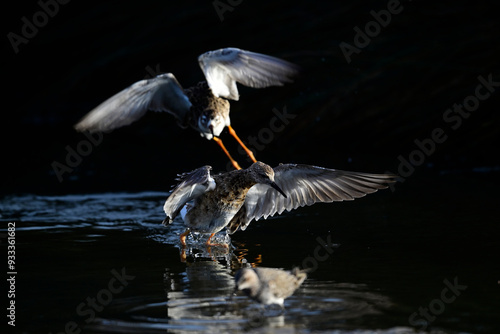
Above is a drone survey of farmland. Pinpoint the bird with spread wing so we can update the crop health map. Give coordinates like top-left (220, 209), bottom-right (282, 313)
top-left (162, 161), bottom-right (397, 247)
top-left (74, 48), bottom-right (299, 169)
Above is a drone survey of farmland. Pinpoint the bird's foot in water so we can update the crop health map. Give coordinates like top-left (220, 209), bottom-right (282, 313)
top-left (205, 232), bottom-right (230, 249)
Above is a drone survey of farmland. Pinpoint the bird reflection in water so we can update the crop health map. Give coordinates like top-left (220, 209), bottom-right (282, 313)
top-left (164, 252), bottom-right (284, 329)
top-left (177, 233), bottom-right (263, 269)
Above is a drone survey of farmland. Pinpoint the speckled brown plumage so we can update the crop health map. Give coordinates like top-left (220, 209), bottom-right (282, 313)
top-left (182, 162), bottom-right (279, 234)
top-left (162, 161), bottom-right (397, 246)
top-left (183, 81), bottom-right (230, 133)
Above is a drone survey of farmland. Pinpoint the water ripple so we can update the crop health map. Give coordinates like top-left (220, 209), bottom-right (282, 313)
top-left (1, 191), bottom-right (167, 227)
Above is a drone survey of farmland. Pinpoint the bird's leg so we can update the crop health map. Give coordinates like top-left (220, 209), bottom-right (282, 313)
top-left (179, 229), bottom-right (191, 262)
top-left (180, 248), bottom-right (187, 263)
top-left (227, 125), bottom-right (257, 163)
top-left (213, 137), bottom-right (242, 170)
top-left (205, 233), bottom-right (216, 245)
top-left (206, 233), bottom-right (229, 248)
top-left (180, 229), bottom-right (190, 247)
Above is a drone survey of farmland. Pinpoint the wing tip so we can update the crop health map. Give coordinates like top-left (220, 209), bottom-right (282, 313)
top-left (73, 120), bottom-right (96, 133)
top-left (73, 122), bottom-right (84, 132)
top-left (73, 120), bottom-right (110, 134)
top-left (161, 217), bottom-right (171, 226)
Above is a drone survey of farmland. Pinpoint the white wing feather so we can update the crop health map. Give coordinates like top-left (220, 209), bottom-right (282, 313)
top-left (75, 73), bottom-right (192, 133)
top-left (162, 166), bottom-right (215, 224)
top-left (240, 164), bottom-right (396, 230)
top-left (198, 47), bottom-right (299, 101)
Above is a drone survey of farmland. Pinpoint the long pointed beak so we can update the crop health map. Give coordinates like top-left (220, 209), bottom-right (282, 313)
top-left (270, 182), bottom-right (287, 198)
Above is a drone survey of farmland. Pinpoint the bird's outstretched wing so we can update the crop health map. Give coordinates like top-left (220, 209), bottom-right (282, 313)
top-left (74, 73), bottom-right (192, 133)
top-left (198, 47), bottom-right (300, 101)
top-left (232, 164), bottom-right (397, 232)
top-left (162, 165), bottom-right (215, 225)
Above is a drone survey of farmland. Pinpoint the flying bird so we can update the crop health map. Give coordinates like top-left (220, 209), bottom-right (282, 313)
top-left (74, 48), bottom-right (299, 169)
top-left (235, 267), bottom-right (307, 307)
top-left (162, 161), bottom-right (397, 246)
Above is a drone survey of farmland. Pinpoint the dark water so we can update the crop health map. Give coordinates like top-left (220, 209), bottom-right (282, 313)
top-left (2, 172), bottom-right (499, 334)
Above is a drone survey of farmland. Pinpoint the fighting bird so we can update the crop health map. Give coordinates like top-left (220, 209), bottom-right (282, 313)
top-left (162, 161), bottom-right (397, 246)
top-left (74, 48), bottom-right (299, 169)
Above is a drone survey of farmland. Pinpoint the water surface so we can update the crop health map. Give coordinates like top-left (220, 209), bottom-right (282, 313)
top-left (2, 173), bottom-right (499, 333)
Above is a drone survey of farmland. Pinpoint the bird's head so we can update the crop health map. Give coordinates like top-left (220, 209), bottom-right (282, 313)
top-left (249, 162), bottom-right (287, 198)
top-left (234, 268), bottom-right (259, 293)
top-left (198, 109), bottom-right (225, 139)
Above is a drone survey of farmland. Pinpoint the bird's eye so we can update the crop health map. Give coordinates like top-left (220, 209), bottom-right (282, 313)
top-left (200, 115), bottom-right (209, 126)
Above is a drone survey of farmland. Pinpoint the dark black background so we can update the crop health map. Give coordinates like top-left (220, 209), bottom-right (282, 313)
top-left (3, 0), bottom-right (500, 195)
